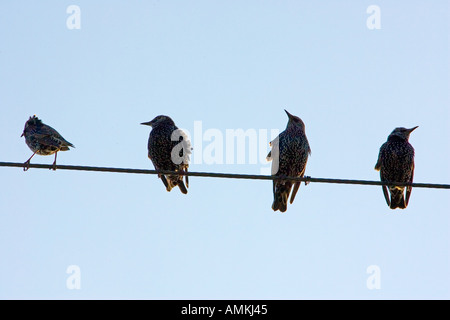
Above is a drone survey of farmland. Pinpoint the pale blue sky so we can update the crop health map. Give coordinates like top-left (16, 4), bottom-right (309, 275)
top-left (0, 1), bottom-right (449, 299)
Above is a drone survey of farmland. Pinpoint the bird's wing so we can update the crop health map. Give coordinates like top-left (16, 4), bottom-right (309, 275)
top-left (38, 125), bottom-right (74, 148)
top-left (374, 142), bottom-right (388, 171)
top-left (305, 137), bottom-right (312, 156)
top-left (374, 150), bottom-right (383, 171)
top-left (160, 174), bottom-right (169, 189)
top-left (382, 185), bottom-right (391, 207)
top-left (405, 162), bottom-right (414, 206)
top-left (289, 181), bottom-right (300, 204)
top-left (32, 132), bottom-right (70, 149)
top-left (289, 163), bottom-right (307, 204)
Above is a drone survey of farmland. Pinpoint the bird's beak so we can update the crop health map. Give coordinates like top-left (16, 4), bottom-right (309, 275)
top-left (284, 109), bottom-right (293, 119)
top-left (408, 126), bottom-right (419, 133)
top-left (140, 121), bottom-right (153, 127)
top-left (20, 132), bottom-right (24, 137)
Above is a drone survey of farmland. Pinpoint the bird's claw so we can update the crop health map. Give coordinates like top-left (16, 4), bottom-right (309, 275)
top-left (304, 176), bottom-right (311, 186)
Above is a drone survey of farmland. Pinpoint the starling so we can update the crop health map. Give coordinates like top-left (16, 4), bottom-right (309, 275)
top-left (375, 126), bottom-right (418, 209)
top-left (141, 115), bottom-right (191, 194)
top-left (21, 115), bottom-right (74, 171)
top-left (266, 110), bottom-right (311, 212)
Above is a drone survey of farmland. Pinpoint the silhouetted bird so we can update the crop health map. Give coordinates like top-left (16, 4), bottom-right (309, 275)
top-left (21, 115), bottom-right (74, 171)
top-left (266, 110), bottom-right (311, 212)
top-left (375, 126), bottom-right (418, 209)
top-left (141, 115), bottom-right (191, 194)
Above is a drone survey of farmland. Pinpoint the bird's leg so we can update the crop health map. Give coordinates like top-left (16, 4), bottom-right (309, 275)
top-left (51, 152), bottom-right (58, 171)
top-left (23, 151), bottom-right (38, 171)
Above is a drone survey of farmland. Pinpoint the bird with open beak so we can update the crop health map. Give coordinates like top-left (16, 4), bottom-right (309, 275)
top-left (266, 110), bottom-right (311, 212)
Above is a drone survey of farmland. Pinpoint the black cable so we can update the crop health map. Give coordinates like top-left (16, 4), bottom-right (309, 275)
top-left (1, 161), bottom-right (449, 189)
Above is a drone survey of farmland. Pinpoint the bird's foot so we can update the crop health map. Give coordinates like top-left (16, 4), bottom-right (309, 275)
top-left (304, 176), bottom-right (311, 186)
top-left (51, 162), bottom-right (57, 171)
top-left (23, 161), bottom-right (30, 171)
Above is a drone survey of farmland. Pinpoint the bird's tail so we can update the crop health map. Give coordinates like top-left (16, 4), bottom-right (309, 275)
top-left (61, 140), bottom-right (75, 150)
top-left (389, 188), bottom-right (406, 209)
top-left (272, 181), bottom-right (292, 213)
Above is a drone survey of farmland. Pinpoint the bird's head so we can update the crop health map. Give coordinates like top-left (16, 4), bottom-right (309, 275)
top-left (388, 126), bottom-right (418, 141)
top-left (140, 115), bottom-right (175, 128)
top-left (285, 109), bottom-right (305, 131)
top-left (21, 115), bottom-right (42, 137)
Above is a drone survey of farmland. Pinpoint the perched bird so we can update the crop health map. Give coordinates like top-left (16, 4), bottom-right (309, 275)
top-left (375, 126), bottom-right (418, 209)
top-left (21, 115), bottom-right (74, 171)
top-left (141, 115), bottom-right (191, 194)
top-left (266, 110), bottom-right (311, 212)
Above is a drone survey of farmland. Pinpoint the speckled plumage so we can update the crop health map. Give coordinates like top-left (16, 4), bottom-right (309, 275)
top-left (375, 126), bottom-right (418, 209)
top-left (267, 110), bottom-right (311, 212)
top-left (141, 115), bottom-right (191, 194)
top-left (21, 115), bottom-right (74, 171)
